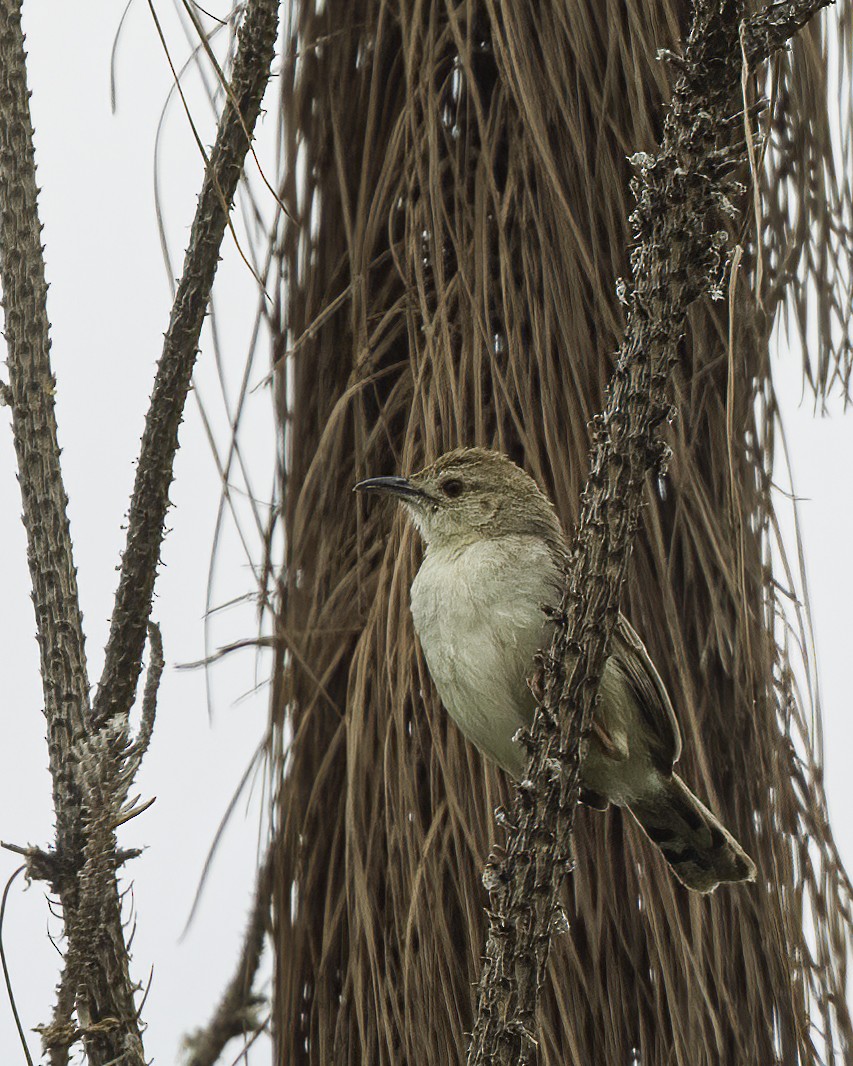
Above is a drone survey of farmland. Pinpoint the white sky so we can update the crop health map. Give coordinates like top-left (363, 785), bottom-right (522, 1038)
top-left (0, 5), bottom-right (851, 1065)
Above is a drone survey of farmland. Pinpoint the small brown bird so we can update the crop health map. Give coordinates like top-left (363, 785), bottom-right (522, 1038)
top-left (356, 447), bottom-right (756, 893)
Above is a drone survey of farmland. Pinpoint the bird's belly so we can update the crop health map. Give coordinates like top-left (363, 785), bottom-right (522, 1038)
top-left (410, 540), bottom-right (658, 801)
top-left (420, 616), bottom-right (540, 778)
top-left (420, 621), bottom-right (653, 798)
top-left (411, 538), bottom-right (558, 777)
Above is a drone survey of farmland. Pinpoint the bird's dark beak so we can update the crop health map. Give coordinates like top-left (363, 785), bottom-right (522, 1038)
top-left (353, 475), bottom-right (425, 501)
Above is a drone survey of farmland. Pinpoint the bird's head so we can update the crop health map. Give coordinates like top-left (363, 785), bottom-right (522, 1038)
top-left (355, 447), bottom-right (565, 552)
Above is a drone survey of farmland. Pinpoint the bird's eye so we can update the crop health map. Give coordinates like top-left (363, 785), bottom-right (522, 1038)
top-left (440, 478), bottom-right (465, 499)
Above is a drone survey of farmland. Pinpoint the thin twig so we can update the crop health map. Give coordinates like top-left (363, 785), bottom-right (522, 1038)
top-left (127, 623), bottom-right (165, 773)
top-left (138, 622), bottom-right (165, 755)
top-left (183, 849), bottom-right (274, 1066)
top-left (0, 865), bottom-right (34, 1066)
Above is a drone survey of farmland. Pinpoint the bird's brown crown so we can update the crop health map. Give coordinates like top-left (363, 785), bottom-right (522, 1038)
top-left (404, 448), bottom-right (568, 556)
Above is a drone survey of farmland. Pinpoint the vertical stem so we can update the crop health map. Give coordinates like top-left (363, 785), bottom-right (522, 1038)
top-left (91, 0), bottom-right (280, 732)
top-left (0, 0), bottom-right (90, 866)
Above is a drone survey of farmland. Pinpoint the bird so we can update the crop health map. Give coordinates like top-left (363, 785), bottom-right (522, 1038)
top-left (355, 447), bottom-right (756, 893)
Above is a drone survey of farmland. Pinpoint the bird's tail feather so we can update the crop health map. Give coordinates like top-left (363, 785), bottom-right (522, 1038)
top-left (629, 774), bottom-right (756, 893)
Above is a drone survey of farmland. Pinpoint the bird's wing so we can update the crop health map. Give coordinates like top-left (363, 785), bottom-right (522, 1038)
top-left (540, 538), bottom-right (681, 770)
top-left (610, 614), bottom-right (682, 771)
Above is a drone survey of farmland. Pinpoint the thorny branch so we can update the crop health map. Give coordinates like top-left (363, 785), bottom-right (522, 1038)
top-left (742, 0), bottom-right (833, 63)
top-left (0, 0), bottom-right (279, 1063)
top-left (466, 1), bottom-right (834, 1063)
top-left (0, 0), bottom-right (90, 901)
top-left (92, 0), bottom-right (279, 733)
top-left (0, 3), bottom-right (143, 1063)
top-left (127, 622), bottom-right (164, 775)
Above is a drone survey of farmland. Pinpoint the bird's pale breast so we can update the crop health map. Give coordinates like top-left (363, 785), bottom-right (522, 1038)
top-left (410, 534), bottom-right (562, 776)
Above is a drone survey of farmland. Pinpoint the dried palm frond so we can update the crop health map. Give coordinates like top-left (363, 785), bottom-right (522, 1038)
top-left (267, 2), bottom-right (853, 1063)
